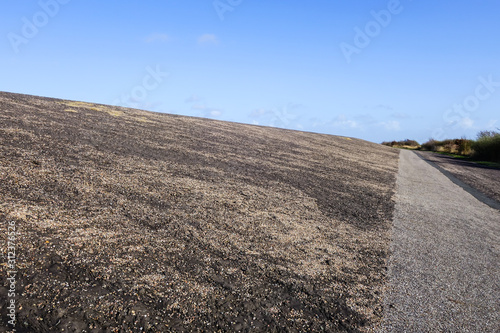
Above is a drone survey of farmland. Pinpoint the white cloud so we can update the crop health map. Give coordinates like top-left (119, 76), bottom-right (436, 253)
top-left (191, 104), bottom-right (208, 111)
top-left (185, 96), bottom-right (222, 118)
top-left (459, 117), bottom-right (474, 129)
top-left (249, 104), bottom-right (299, 128)
top-left (250, 108), bottom-right (270, 117)
top-left (185, 94), bottom-right (202, 103)
top-left (145, 33), bottom-right (170, 43)
top-left (191, 103), bottom-right (222, 118)
top-left (331, 115), bottom-right (359, 129)
top-left (381, 120), bottom-right (401, 131)
top-left (316, 114), bottom-right (404, 133)
top-left (391, 112), bottom-right (411, 119)
top-left (373, 104), bottom-right (394, 111)
top-left (198, 33), bottom-right (219, 45)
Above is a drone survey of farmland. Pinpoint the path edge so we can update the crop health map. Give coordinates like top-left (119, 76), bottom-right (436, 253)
top-left (414, 151), bottom-right (500, 211)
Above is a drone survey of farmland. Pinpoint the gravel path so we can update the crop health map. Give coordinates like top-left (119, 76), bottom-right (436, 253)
top-left (415, 151), bottom-right (500, 206)
top-left (379, 150), bottom-right (500, 332)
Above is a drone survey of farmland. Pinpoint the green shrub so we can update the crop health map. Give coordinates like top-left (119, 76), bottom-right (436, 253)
top-left (421, 138), bottom-right (473, 155)
top-left (420, 131), bottom-right (499, 162)
top-left (402, 139), bottom-right (420, 147)
top-left (421, 139), bottom-right (440, 151)
top-left (382, 139), bottom-right (420, 148)
top-left (457, 138), bottom-right (472, 155)
top-left (472, 132), bottom-right (500, 162)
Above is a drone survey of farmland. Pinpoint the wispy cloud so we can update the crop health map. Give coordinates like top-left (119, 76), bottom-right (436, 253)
top-left (144, 33), bottom-right (171, 43)
top-left (354, 114), bottom-right (378, 125)
top-left (459, 117), bottom-right (475, 129)
top-left (185, 95), bottom-right (222, 118)
top-left (373, 104), bottom-right (394, 111)
top-left (192, 104), bottom-right (222, 118)
top-left (331, 115), bottom-right (359, 129)
top-left (197, 33), bottom-right (219, 45)
top-left (209, 110), bottom-right (222, 117)
top-left (326, 115), bottom-right (402, 132)
top-left (380, 120), bottom-right (401, 131)
top-left (249, 104), bottom-right (301, 128)
top-left (191, 104), bottom-right (208, 111)
top-left (185, 94), bottom-right (203, 103)
top-left (391, 112), bottom-right (411, 119)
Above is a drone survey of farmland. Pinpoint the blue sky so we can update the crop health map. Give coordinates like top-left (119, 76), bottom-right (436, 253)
top-left (1, 0), bottom-right (499, 144)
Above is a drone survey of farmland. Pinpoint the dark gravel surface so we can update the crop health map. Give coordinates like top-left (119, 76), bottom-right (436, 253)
top-left (0, 92), bottom-right (399, 332)
top-left (380, 150), bottom-right (500, 332)
top-left (415, 151), bottom-right (500, 205)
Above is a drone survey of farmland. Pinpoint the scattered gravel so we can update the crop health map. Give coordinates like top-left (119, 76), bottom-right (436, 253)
top-left (0, 92), bottom-right (399, 332)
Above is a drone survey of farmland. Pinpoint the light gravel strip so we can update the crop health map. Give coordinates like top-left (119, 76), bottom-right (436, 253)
top-left (415, 151), bottom-right (500, 211)
top-left (379, 150), bottom-right (500, 332)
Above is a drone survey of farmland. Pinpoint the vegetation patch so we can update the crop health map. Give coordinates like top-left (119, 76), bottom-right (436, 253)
top-left (420, 138), bottom-right (473, 156)
top-left (382, 139), bottom-right (420, 150)
top-left (64, 101), bottom-right (93, 108)
top-left (135, 116), bottom-right (155, 123)
top-left (384, 130), bottom-right (500, 164)
top-left (107, 110), bottom-right (124, 117)
top-left (471, 131), bottom-right (500, 163)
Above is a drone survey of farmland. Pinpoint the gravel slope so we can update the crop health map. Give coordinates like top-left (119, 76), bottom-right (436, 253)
top-left (0, 92), bottom-right (399, 332)
top-left (380, 150), bottom-right (500, 332)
